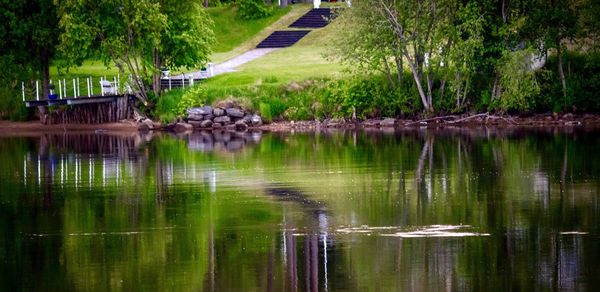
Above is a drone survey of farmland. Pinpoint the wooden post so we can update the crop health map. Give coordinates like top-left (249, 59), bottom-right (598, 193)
top-left (77, 77), bottom-right (80, 96)
top-left (90, 77), bottom-right (94, 96)
top-left (59, 79), bottom-right (62, 99)
top-left (63, 79), bottom-right (66, 98)
top-left (117, 74), bottom-right (120, 94)
top-left (100, 77), bottom-right (104, 96)
top-left (87, 78), bottom-right (90, 97)
top-left (36, 80), bottom-right (39, 101)
top-left (73, 79), bottom-right (77, 98)
top-left (169, 77), bottom-right (171, 91)
top-left (113, 77), bottom-right (117, 94)
top-left (21, 82), bottom-right (25, 102)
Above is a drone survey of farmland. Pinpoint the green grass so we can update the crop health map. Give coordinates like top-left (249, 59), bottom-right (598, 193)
top-left (207, 5), bottom-right (292, 53)
top-left (203, 13), bottom-right (346, 88)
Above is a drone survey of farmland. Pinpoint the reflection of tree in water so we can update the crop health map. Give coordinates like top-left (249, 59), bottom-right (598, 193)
top-left (2, 127), bottom-right (600, 291)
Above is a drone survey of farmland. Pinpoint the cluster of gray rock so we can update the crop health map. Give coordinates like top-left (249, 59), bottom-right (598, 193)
top-left (186, 105), bottom-right (263, 131)
top-left (323, 117), bottom-right (398, 128)
top-left (137, 104), bottom-right (263, 133)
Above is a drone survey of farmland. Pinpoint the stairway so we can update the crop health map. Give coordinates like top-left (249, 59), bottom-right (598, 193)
top-left (289, 8), bottom-right (334, 28)
top-left (256, 30), bottom-right (311, 48)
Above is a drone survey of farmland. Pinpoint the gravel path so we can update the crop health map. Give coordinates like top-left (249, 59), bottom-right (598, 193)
top-left (174, 48), bottom-right (280, 79)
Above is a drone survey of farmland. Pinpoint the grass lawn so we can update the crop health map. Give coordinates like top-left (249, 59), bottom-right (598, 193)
top-left (202, 11), bottom-right (346, 89)
top-left (209, 4), bottom-right (313, 64)
top-left (208, 5), bottom-right (292, 53)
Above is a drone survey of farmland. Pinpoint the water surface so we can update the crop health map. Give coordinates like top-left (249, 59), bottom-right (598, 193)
top-left (0, 128), bottom-right (599, 291)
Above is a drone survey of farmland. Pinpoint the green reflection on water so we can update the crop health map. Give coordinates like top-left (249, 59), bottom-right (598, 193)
top-left (0, 128), bottom-right (599, 291)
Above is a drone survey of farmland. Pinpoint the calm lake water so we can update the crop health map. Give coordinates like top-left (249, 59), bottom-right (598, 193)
top-left (0, 128), bottom-right (599, 291)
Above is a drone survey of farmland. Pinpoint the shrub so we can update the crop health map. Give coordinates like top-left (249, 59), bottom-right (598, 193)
top-left (237, 0), bottom-right (273, 20)
top-left (496, 49), bottom-right (540, 112)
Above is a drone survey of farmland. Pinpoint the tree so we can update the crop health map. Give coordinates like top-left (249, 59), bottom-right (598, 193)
top-left (57, 0), bottom-right (213, 104)
top-left (152, 0), bottom-right (215, 96)
top-left (0, 0), bottom-right (60, 98)
top-left (529, 0), bottom-right (581, 105)
top-left (332, 0), bottom-right (485, 114)
top-left (57, 0), bottom-right (167, 104)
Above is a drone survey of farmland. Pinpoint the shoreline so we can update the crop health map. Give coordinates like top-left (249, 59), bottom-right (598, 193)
top-left (1, 113), bottom-right (600, 136)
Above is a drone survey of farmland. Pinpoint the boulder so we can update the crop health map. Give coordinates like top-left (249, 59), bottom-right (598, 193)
top-left (164, 123), bottom-right (177, 132)
top-left (250, 114), bottom-right (263, 126)
top-left (203, 114), bottom-right (214, 121)
top-left (243, 114), bottom-right (253, 124)
top-left (200, 120), bottom-right (213, 128)
top-left (214, 116), bottom-right (231, 124)
top-left (216, 100), bottom-right (235, 109)
top-left (235, 120), bottom-right (248, 131)
top-left (188, 120), bottom-right (203, 128)
top-left (212, 122), bottom-right (223, 129)
top-left (226, 108), bottom-right (245, 118)
top-left (174, 122), bottom-right (193, 133)
top-left (380, 118), bottom-right (397, 127)
top-left (213, 108), bottom-right (225, 117)
top-left (188, 106), bottom-right (213, 115)
top-left (187, 113), bottom-right (204, 121)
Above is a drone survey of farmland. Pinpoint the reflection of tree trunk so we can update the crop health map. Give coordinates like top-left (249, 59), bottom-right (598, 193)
top-left (311, 235), bottom-right (319, 292)
top-left (560, 140), bottom-right (568, 200)
top-left (305, 237), bottom-right (310, 291)
top-left (155, 160), bottom-right (164, 203)
top-left (42, 157), bottom-right (53, 209)
top-left (209, 223), bottom-right (215, 292)
top-left (552, 233), bottom-right (560, 291)
top-left (286, 233), bottom-right (297, 292)
top-left (267, 249), bottom-right (274, 292)
top-left (416, 136), bottom-right (433, 205)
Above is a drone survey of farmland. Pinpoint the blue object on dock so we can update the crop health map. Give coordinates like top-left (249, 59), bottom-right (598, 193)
top-left (48, 94), bottom-right (58, 100)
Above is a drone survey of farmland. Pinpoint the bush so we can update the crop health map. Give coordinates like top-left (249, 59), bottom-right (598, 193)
top-left (496, 49), bottom-right (540, 112)
top-left (237, 0), bottom-right (273, 20)
top-left (538, 51), bottom-right (600, 112)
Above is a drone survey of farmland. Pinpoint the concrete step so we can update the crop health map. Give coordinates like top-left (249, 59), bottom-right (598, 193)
top-left (256, 30), bottom-right (311, 48)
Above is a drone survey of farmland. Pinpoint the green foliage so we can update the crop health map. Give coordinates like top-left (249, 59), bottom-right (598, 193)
top-left (178, 86), bottom-right (209, 115)
top-left (259, 102), bottom-right (273, 122)
top-left (237, 0), bottom-right (273, 20)
top-left (496, 50), bottom-right (540, 112)
top-left (157, 0), bottom-right (215, 71)
top-left (538, 52), bottom-right (600, 112)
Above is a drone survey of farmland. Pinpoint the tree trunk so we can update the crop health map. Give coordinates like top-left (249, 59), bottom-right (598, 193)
top-left (556, 40), bottom-right (568, 109)
top-left (204, 0), bottom-right (208, 7)
top-left (152, 48), bottom-right (162, 97)
top-left (394, 54), bottom-right (403, 85)
top-left (404, 50), bottom-right (432, 112)
top-left (40, 48), bottom-right (50, 98)
top-left (280, 0), bottom-right (287, 7)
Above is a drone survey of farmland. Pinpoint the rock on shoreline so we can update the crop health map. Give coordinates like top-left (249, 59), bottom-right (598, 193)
top-left (140, 105), bottom-right (264, 133)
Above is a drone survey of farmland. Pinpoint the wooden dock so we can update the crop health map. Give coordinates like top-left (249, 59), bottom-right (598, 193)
top-left (25, 94), bottom-right (127, 108)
